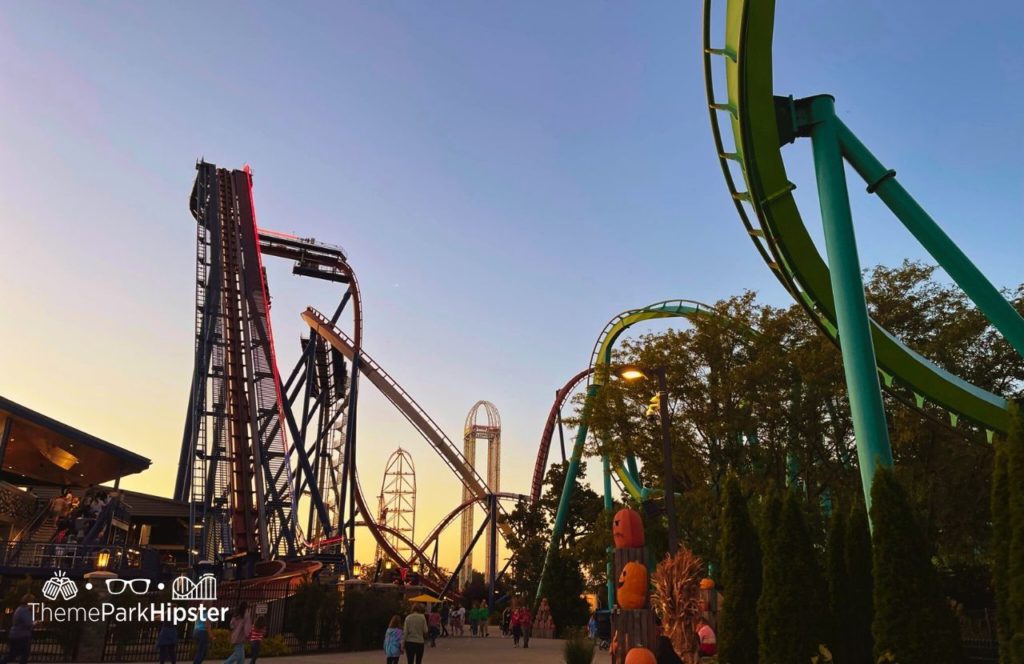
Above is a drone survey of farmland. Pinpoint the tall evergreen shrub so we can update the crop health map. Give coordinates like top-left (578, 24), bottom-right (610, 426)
top-left (718, 475), bottom-right (761, 664)
top-left (758, 490), bottom-right (827, 663)
top-left (870, 466), bottom-right (961, 663)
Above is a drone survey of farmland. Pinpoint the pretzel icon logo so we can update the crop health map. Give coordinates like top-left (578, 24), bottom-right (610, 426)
top-left (171, 573), bottom-right (217, 601)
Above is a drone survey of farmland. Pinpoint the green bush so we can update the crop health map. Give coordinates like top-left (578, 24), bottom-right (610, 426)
top-left (563, 628), bottom-right (595, 664)
top-left (870, 466), bottom-right (961, 663)
top-left (845, 503), bottom-right (874, 664)
top-left (339, 585), bottom-right (406, 650)
top-left (208, 628), bottom-right (234, 659)
top-left (825, 504), bottom-right (848, 662)
top-left (256, 634), bottom-right (291, 657)
top-left (288, 581), bottom-right (327, 646)
top-left (718, 475), bottom-right (761, 664)
top-left (541, 547), bottom-right (590, 636)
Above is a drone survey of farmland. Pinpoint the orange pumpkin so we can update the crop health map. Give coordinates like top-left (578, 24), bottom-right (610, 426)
top-left (612, 508), bottom-right (645, 548)
top-left (624, 647), bottom-right (657, 664)
top-left (617, 561), bottom-right (648, 609)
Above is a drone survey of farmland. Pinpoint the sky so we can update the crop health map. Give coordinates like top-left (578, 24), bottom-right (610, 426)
top-left (0, 1), bottom-right (1020, 569)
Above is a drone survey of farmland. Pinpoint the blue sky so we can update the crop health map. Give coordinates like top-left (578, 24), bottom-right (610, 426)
top-left (1, 1), bottom-right (1020, 566)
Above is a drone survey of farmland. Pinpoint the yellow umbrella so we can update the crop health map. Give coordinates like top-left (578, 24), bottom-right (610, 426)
top-left (408, 594), bottom-right (442, 604)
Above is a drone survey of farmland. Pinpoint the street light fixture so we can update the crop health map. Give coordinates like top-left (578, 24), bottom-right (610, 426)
top-left (617, 364), bottom-right (679, 555)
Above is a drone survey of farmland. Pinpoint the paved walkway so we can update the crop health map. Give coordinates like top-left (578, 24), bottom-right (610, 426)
top-left (267, 635), bottom-right (565, 664)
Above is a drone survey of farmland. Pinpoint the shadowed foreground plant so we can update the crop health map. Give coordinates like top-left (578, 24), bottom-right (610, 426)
top-left (564, 628), bottom-right (596, 664)
top-left (651, 546), bottom-right (703, 663)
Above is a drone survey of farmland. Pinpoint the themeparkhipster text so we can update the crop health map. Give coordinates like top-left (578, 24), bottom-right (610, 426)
top-left (30, 602), bottom-right (227, 624)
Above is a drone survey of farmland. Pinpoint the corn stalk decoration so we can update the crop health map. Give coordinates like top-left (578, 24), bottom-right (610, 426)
top-left (650, 547), bottom-right (704, 664)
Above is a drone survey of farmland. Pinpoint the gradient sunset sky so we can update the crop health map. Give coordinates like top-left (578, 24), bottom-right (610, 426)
top-left (1, 1), bottom-right (1020, 568)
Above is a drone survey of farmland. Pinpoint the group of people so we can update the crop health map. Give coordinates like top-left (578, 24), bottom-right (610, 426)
top-left (157, 601), bottom-right (266, 664)
top-left (48, 486), bottom-right (116, 556)
top-left (498, 599), bottom-right (533, 648)
top-left (383, 597), bottom-right (535, 664)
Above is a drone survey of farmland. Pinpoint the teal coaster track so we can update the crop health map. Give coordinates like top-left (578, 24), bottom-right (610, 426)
top-left (536, 299), bottom-right (742, 605)
top-left (703, 0), bottom-right (1023, 494)
top-left (537, 0), bottom-right (1023, 607)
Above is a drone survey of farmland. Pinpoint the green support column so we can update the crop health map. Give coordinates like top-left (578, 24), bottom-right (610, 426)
top-left (806, 95), bottom-right (893, 513)
top-left (837, 120), bottom-right (1024, 357)
top-left (602, 455), bottom-right (615, 606)
top-left (536, 384), bottom-right (598, 604)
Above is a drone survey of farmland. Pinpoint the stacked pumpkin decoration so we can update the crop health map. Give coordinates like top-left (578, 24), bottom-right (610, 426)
top-left (613, 507), bottom-right (648, 610)
top-left (617, 561), bottom-right (648, 610)
top-left (612, 507), bottom-right (645, 548)
top-left (624, 647), bottom-right (657, 664)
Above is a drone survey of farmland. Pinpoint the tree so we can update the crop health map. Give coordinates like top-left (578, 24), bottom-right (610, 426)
top-left (540, 546), bottom-right (590, 636)
top-left (758, 490), bottom-right (827, 663)
top-left (995, 402), bottom-right (1024, 662)
top-left (717, 475), bottom-right (761, 664)
top-left (583, 262), bottom-right (1024, 575)
top-left (870, 466), bottom-right (961, 663)
top-left (845, 503), bottom-right (874, 664)
top-left (825, 503), bottom-right (849, 662)
top-left (992, 422), bottom-right (1011, 662)
top-left (501, 461), bottom-right (607, 605)
top-left (501, 498), bottom-right (549, 599)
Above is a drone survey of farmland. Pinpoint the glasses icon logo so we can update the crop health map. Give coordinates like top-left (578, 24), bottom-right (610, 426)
top-left (105, 578), bottom-right (151, 595)
top-left (172, 573), bottom-right (217, 602)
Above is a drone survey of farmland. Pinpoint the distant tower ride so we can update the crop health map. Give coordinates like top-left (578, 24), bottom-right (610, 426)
top-left (460, 401), bottom-right (501, 588)
top-left (375, 449), bottom-right (417, 564)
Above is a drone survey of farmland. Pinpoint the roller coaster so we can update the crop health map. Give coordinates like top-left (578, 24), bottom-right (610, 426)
top-left (537, 0), bottom-right (1023, 606)
top-left (175, 162), bottom-right (522, 598)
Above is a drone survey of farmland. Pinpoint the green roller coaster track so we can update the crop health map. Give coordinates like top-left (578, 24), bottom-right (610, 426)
top-left (704, 0), bottom-right (1023, 505)
top-left (538, 299), bottom-right (746, 606)
top-left (537, 0), bottom-right (1023, 608)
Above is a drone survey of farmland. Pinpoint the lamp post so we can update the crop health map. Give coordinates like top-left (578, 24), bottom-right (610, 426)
top-left (619, 364), bottom-right (679, 555)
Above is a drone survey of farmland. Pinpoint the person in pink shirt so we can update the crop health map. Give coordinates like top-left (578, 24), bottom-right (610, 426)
top-left (427, 607), bottom-right (442, 648)
top-left (510, 600), bottom-right (532, 649)
top-left (696, 616), bottom-right (717, 657)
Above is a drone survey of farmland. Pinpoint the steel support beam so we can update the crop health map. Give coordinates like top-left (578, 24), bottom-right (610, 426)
top-left (837, 120), bottom-right (1024, 357)
top-left (806, 94), bottom-right (893, 512)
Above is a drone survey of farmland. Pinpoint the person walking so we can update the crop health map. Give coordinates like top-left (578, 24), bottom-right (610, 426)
top-left (248, 617), bottom-right (265, 664)
top-left (384, 615), bottom-right (403, 664)
top-left (157, 621), bottom-right (178, 664)
top-left (468, 602), bottom-right (478, 637)
top-left (222, 603), bottom-right (251, 664)
top-left (510, 600), bottom-right (522, 647)
top-left (191, 617), bottom-right (209, 664)
top-left (478, 602), bottom-right (490, 637)
top-left (439, 602), bottom-right (450, 638)
top-left (403, 603), bottom-right (429, 664)
top-left (515, 602), bottom-right (533, 649)
top-left (0, 594), bottom-right (34, 664)
top-left (501, 606), bottom-right (512, 637)
top-left (451, 604), bottom-right (464, 637)
top-left (427, 606), bottom-right (441, 647)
